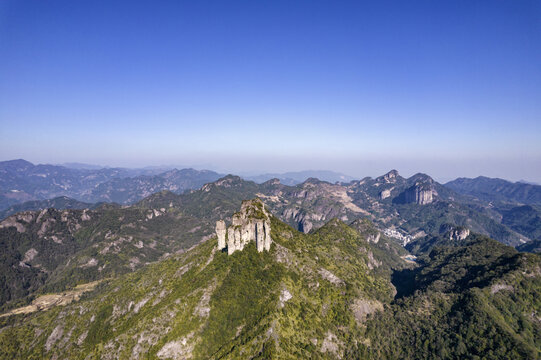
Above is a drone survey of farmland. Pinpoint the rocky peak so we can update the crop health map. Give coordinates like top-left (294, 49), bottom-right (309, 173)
top-left (302, 177), bottom-right (325, 186)
top-left (377, 170), bottom-right (399, 183)
top-left (201, 175), bottom-right (243, 192)
top-left (215, 198), bottom-right (272, 255)
top-left (214, 175), bottom-right (243, 187)
top-left (262, 178), bottom-right (281, 186)
top-left (407, 173), bottom-right (435, 186)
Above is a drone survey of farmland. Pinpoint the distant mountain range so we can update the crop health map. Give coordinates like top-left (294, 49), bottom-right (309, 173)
top-left (0, 159), bottom-right (223, 210)
top-left (245, 170), bottom-right (356, 185)
top-left (3, 161), bottom-right (539, 247)
top-left (445, 176), bottom-right (541, 205)
top-left (0, 160), bottom-right (360, 211)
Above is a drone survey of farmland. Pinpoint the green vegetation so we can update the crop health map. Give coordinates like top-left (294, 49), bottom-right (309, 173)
top-left (1, 170), bottom-right (540, 359)
top-left (502, 205), bottom-right (541, 241)
top-left (365, 236), bottom-right (541, 359)
top-left (2, 212), bottom-right (536, 359)
top-left (0, 216), bottom-right (402, 359)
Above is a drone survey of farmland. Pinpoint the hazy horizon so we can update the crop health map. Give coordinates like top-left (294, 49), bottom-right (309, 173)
top-left (1, 1), bottom-right (540, 183)
top-left (1, 156), bottom-right (539, 185)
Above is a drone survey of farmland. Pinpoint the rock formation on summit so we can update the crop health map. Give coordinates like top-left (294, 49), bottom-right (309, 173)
top-left (216, 198), bottom-right (272, 255)
top-left (377, 170), bottom-right (400, 183)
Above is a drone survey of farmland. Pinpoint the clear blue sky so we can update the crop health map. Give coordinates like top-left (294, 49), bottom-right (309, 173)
top-left (1, 0), bottom-right (540, 182)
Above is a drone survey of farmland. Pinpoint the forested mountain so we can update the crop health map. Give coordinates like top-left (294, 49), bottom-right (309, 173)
top-left (445, 176), bottom-right (541, 205)
top-left (0, 201), bottom-right (538, 359)
top-left (2, 170), bottom-right (536, 311)
top-left (0, 168), bottom-right (540, 359)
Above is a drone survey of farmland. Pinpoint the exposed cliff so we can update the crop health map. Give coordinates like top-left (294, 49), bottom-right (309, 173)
top-left (403, 181), bottom-right (436, 205)
top-left (216, 198), bottom-right (272, 255)
top-left (440, 224), bottom-right (471, 241)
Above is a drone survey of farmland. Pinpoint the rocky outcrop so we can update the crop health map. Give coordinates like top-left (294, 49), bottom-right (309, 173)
top-left (448, 227), bottom-right (470, 241)
top-left (216, 199), bottom-right (272, 255)
top-left (215, 220), bottom-right (226, 250)
top-left (377, 170), bottom-right (399, 183)
top-left (440, 224), bottom-right (470, 241)
top-left (404, 182), bottom-right (435, 205)
top-left (379, 189), bottom-right (392, 200)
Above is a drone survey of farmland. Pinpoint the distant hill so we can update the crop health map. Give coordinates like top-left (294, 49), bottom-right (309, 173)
top-left (0, 159), bottom-right (223, 209)
top-left (0, 196), bottom-right (98, 220)
top-left (445, 176), bottom-right (541, 205)
top-left (245, 170), bottom-right (355, 185)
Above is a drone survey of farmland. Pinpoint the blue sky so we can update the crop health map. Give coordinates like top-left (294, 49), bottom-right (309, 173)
top-left (0, 0), bottom-right (540, 182)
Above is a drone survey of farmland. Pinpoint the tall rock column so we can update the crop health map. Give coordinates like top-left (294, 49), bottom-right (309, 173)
top-left (256, 221), bottom-right (265, 252)
top-left (216, 220), bottom-right (226, 250)
top-left (263, 221), bottom-right (271, 251)
top-left (215, 198), bottom-right (273, 255)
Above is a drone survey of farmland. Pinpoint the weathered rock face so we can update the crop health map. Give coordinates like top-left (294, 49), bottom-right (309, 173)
top-left (440, 224), bottom-right (470, 241)
top-left (378, 170), bottom-right (399, 183)
top-left (404, 183), bottom-right (435, 205)
top-left (449, 227), bottom-right (470, 241)
top-left (367, 232), bottom-right (381, 243)
top-left (379, 189), bottom-right (392, 200)
top-left (215, 220), bottom-right (226, 250)
top-left (216, 199), bottom-right (272, 255)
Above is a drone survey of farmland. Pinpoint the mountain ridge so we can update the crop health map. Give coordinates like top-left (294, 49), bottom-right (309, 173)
top-left (0, 202), bottom-right (538, 359)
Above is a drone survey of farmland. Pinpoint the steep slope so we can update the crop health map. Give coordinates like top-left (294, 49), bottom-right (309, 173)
top-left (0, 203), bottom-right (216, 309)
top-left (364, 236), bottom-right (541, 359)
top-left (501, 205), bottom-right (541, 241)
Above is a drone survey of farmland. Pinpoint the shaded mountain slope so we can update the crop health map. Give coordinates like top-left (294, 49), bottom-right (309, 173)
top-left (446, 176), bottom-right (541, 206)
top-left (365, 236), bottom-right (541, 359)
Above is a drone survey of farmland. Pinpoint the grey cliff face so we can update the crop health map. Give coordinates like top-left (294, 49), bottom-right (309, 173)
top-left (215, 220), bottom-right (227, 250)
top-left (216, 198), bottom-right (272, 255)
top-left (379, 189), bottom-right (392, 200)
top-left (404, 182), bottom-right (435, 205)
top-left (439, 224), bottom-right (471, 241)
top-left (448, 227), bottom-right (470, 241)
